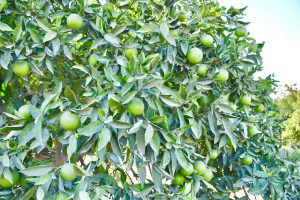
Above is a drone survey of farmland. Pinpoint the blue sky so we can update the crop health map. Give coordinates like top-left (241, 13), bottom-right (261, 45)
top-left (219, 0), bottom-right (300, 92)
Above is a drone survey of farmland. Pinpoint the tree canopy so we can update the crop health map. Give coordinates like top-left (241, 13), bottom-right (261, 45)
top-left (0, 0), bottom-right (299, 199)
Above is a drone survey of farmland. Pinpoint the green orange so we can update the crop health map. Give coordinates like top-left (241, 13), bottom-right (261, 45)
top-left (200, 34), bottom-right (213, 47)
top-left (124, 48), bottom-right (138, 59)
top-left (60, 111), bottom-right (80, 131)
top-left (215, 69), bottom-right (229, 82)
top-left (127, 98), bottom-right (144, 116)
top-left (13, 61), bottom-right (30, 77)
top-left (179, 162), bottom-right (194, 176)
top-left (194, 161), bottom-right (207, 176)
top-left (187, 48), bottom-right (203, 64)
top-left (172, 173), bottom-right (185, 186)
top-left (67, 14), bottom-right (83, 30)
top-left (60, 163), bottom-right (78, 181)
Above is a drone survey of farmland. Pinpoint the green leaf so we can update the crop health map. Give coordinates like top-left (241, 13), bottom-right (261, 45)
top-left (2, 152), bottom-right (9, 167)
top-left (160, 96), bottom-right (180, 107)
top-left (97, 127), bottom-right (111, 150)
top-left (150, 133), bottom-right (160, 155)
top-left (128, 120), bottom-right (143, 134)
top-left (21, 165), bottom-right (53, 176)
top-left (18, 122), bottom-right (35, 146)
top-left (35, 18), bottom-right (52, 32)
top-left (138, 22), bottom-right (159, 33)
top-left (64, 86), bottom-right (77, 103)
top-left (145, 124), bottom-right (154, 145)
top-left (43, 31), bottom-right (57, 43)
top-left (34, 174), bottom-right (52, 185)
top-left (72, 64), bottom-right (89, 74)
top-left (13, 22), bottom-right (22, 41)
top-left (0, 22), bottom-right (13, 31)
top-left (175, 149), bottom-right (189, 169)
top-left (78, 120), bottom-right (102, 136)
top-left (109, 121), bottom-right (132, 129)
top-left (222, 119), bottom-right (237, 150)
top-left (160, 22), bottom-right (176, 46)
top-left (67, 134), bottom-right (77, 160)
top-left (104, 33), bottom-right (121, 47)
top-left (63, 45), bottom-right (73, 60)
top-left (248, 179), bottom-right (268, 195)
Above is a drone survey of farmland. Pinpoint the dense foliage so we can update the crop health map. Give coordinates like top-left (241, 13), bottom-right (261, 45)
top-left (276, 85), bottom-right (300, 145)
top-left (0, 0), bottom-right (299, 199)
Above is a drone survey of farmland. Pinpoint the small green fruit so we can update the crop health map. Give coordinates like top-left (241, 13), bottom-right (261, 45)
top-left (187, 48), bottom-right (203, 64)
top-left (197, 64), bottom-right (208, 76)
top-left (60, 111), bottom-right (80, 131)
top-left (88, 54), bottom-right (98, 67)
top-left (235, 26), bottom-right (247, 37)
top-left (124, 48), bottom-right (138, 59)
top-left (242, 154), bottom-right (253, 165)
top-left (127, 98), bottom-right (144, 116)
top-left (203, 169), bottom-right (213, 182)
top-left (210, 149), bottom-right (218, 160)
top-left (13, 61), bottom-right (30, 77)
top-left (200, 34), bottom-right (213, 47)
top-left (18, 105), bottom-right (31, 119)
top-left (170, 29), bottom-right (179, 38)
top-left (194, 161), bottom-right (207, 176)
top-left (240, 95), bottom-right (251, 105)
top-left (248, 126), bottom-right (259, 136)
top-left (178, 12), bottom-right (187, 22)
top-left (179, 162), bottom-right (194, 176)
top-left (215, 69), bottom-right (229, 82)
top-left (67, 14), bottom-right (83, 30)
top-left (198, 96), bottom-right (207, 107)
top-left (172, 173), bottom-right (185, 186)
top-left (60, 163), bottom-right (78, 181)
top-left (256, 104), bottom-right (265, 112)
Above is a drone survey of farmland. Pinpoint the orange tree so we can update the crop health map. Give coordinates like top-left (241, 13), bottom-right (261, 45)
top-left (0, 0), bottom-right (299, 199)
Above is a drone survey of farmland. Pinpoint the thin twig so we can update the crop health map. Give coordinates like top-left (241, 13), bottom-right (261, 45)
top-left (242, 186), bottom-right (250, 200)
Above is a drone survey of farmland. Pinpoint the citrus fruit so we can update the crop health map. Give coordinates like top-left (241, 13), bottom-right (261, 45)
top-left (240, 95), bottom-right (251, 105)
top-left (178, 12), bottom-right (187, 22)
top-left (170, 29), bottom-right (179, 38)
top-left (172, 173), bottom-right (185, 186)
top-left (242, 154), bottom-right (253, 165)
top-left (200, 34), bottom-right (213, 47)
top-left (197, 64), bottom-right (208, 76)
top-left (210, 149), bottom-right (218, 160)
top-left (13, 61), bottom-right (30, 77)
top-left (67, 14), bottom-right (83, 30)
top-left (124, 48), bottom-right (138, 59)
top-left (248, 126), bottom-right (258, 136)
top-left (203, 169), bottom-right (213, 182)
top-left (235, 26), bottom-right (247, 37)
top-left (198, 96), bottom-right (207, 107)
top-left (60, 163), bottom-right (78, 181)
top-left (256, 104), bottom-right (265, 112)
top-left (215, 69), bottom-right (229, 82)
top-left (60, 111), bottom-right (80, 131)
top-left (88, 54), bottom-right (98, 67)
top-left (127, 98), bottom-right (144, 116)
top-left (179, 162), bottom-right (194, 176)
top-left (194, 161), bottom-right (207, 176)
top-left (187, 48), bottom-right (203, 64)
